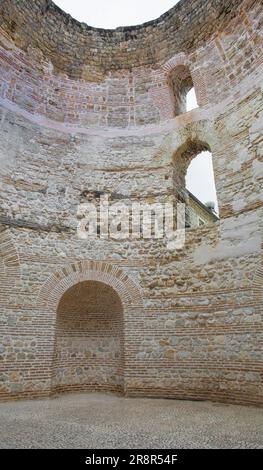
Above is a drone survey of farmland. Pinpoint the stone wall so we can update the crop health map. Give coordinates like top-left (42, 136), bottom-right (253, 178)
top-left (0, 0), bottom-right (262, 406)
top-left (0, 0), bottom-right (246, 80)
top-left (0, 0), bottom-right (262, 126)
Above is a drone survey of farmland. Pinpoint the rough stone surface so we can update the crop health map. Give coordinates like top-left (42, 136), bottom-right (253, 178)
top-left (0, 0), bottom-right (246, 80)
top-left (0, 0), bottom-right (262, 406)
top-left (0, 393), bottom-right (262, 449)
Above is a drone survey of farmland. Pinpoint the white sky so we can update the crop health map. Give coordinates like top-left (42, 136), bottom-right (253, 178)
top-left (186, 150), bottom-right (218, 213)
top-left (53, 0), bottom-right (179, 28)
top-left (53, 1), bottom-right (218, 211)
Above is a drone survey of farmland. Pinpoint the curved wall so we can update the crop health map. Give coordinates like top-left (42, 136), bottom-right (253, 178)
top-left (0, 0), bottom-right (245, 79)
top-left (0, 0), bottom-right (262, 405)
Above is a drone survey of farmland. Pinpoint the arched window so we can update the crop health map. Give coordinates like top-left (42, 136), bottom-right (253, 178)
top-left (186, 151), bottom-right (219, 228)
top-left (168, 65), bottom-right (197, 116)
top-left (173, 140), bottom-right (219, 228)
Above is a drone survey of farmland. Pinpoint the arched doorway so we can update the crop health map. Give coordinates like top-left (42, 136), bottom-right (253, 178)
top-left (51, 280), bottom-right (124, 395)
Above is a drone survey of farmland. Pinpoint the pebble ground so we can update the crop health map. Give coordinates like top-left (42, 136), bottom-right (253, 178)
top-left (0, 393), bottom-right (262, 449)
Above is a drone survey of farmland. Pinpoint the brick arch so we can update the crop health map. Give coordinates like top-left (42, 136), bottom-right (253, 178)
top-left (162, 53), bottom-right (189, 75)
top-left (38, 260), bottom-right (144, 396)
top-left (38, 260), bottom-right (143, 312)
top-left (168, 125), bottom-right (220, 221)
top-left (170, 119), bottom-right (217, 157)
top-left (152, 120), bottom-right (217, 170)
top-left (162, 53), bottom-right (209, 109)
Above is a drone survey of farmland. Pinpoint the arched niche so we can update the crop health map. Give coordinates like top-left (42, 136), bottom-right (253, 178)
top-left (52, 280), bottom-right (124, 395)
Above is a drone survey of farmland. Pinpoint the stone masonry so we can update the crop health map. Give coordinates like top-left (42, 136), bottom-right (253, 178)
top-left (0, 0), bottom-right (262, 406)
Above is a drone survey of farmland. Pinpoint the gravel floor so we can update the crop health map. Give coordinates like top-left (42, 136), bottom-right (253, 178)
top-left (0, 393), bottom-right (262, 449)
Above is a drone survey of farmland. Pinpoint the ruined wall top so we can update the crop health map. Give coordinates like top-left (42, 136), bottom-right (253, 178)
top-left (0, 0), bottom-right (245, 80)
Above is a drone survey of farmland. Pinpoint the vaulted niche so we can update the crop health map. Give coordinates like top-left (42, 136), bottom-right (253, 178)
top-left (51, 280), bottom-right (124, 396)
top-left (168, 65), bottom-right (198, 116)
